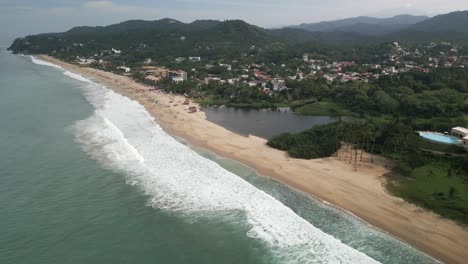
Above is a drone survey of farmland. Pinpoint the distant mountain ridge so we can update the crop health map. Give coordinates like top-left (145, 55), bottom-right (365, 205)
top-left (8, 10), bottom-right (468, 58)
top-left (385, 11), bottom-right (468, 42)
top-left (410, 11), bottom-right (468, 33)
top-left (287, 15), bottom-right (430, 36)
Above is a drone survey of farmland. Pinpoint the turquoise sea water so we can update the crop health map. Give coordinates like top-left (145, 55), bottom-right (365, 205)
top-left (0, 50), bottom-right (437, 264)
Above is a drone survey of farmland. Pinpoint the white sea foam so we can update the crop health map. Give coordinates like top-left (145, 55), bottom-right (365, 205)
top-left (30, 56), bottom-right (63, 69)
top-left (31, 57), bottom-right (379, 263)
top-left (63, 71), bottom-right (94, 84)
top-left (68, 82), bottom-right (379, 263)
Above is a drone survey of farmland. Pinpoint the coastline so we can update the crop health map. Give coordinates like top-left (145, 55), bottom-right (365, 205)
top-left (39, 55), bottom-right (468, 263)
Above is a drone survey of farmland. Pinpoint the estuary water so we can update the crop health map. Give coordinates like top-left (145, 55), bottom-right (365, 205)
top-left (0, 50), bottom-right (437, 264)
top-left (204, 107), bottom-right (336, 139)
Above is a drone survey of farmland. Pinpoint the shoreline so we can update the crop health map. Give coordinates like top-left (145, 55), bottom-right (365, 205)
top-left (39, 55), bottom-right (468, 263)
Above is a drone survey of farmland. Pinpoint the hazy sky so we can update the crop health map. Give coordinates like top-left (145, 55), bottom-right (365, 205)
top-left (1, 0), bottom-right (468, 42)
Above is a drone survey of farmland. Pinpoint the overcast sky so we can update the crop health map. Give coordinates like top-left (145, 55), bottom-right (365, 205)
top-left (1, 0), bottom-right (468, 42)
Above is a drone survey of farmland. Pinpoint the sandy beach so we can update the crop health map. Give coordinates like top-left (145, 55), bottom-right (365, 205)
top-left (41, 55), bottom-right (468, 263)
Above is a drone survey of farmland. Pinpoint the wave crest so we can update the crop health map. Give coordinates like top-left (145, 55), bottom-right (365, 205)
top-left (30, 56), bottom-right (63, 69)
top-left (68, 80), bottom-right (378, 263)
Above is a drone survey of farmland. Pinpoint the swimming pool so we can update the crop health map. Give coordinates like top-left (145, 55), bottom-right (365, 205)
top-left (419, 132), bottom-right (460, 145)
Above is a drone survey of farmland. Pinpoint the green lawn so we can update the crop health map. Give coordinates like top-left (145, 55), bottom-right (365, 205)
top-left (293, 101), bottom-right (353, 116)
top-left (388, 163), bottom-right (468, 225)
top-left (418, 140), bottom-right (467, 154)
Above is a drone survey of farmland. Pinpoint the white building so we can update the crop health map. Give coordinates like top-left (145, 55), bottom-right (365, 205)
top-left (172, 76), bottom-right (185, 83)
top-left (117, 66), bottom-right (131, 73)
top-left (76, 57), bottom-right (96, 65)
top-left (271, 78), bottom-right (287, 91)
top-left (451, 127), bottom-right (468, 139)
top-left (175, 57), bottom-right (186, 63)
top-left (112, 48), bottom-right (122, 54)
top-left (189, 57), bottom-right (201, 61)
top-left (451, 127), bottom-right (468, 150)
top-left (171, 70), bottom-right (187, 82)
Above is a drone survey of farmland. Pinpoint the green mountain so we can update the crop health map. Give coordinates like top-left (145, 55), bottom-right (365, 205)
top-left (8, 19), bottom-right (288, 62)
top-left (288, 15), bottom-right (429, 36)
top-left (386, 11), bottom-right (468, 42)
top-left (269, 28), bottom-right (374, 44)
top-left (8, 10), bottom-right (468, 60)
top-left (411, 11), bottom-right (468, 33)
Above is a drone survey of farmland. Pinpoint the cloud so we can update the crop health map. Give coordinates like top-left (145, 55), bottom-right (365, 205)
top-left (83, 1), bottom-right (115, 9)
top-left (45, 6), bottom-right (80, 16)
top-left (80, 0), bottom-right (164, 16)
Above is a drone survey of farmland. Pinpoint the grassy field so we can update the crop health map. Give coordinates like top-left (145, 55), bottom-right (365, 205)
top-left (195, 96), bottom-right (281, 110)
top-left (418, 139), bottom-right (467, 154)
top-left (293, 101), bottom-right (353, 116)
top-left (195, 96), bottom-right (227, 107)
top-left (388, 162), bottom-right (468, 225)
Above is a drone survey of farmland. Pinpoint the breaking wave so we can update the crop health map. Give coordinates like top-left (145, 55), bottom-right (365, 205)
top-left (30, 56), bottom-right (63, 69)
top-left (33, 56), bottom-right (379, 263)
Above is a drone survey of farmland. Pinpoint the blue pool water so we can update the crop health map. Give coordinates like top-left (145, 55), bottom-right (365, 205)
top-left (419, 132), bottom-right (460, 144)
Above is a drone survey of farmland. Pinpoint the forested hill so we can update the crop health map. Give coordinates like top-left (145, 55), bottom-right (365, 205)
top-left (411, 11), bottom-right (468, 33)
top-left (8, 19), bottom-right (290, 62)
top-left (386, 11), bottom-right (468, 42)
top-left (8, 10), bottom-right (468, 60)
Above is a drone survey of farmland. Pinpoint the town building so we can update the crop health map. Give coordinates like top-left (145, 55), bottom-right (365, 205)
top-left (141, 66), bottom-right (170, 78)
top-left (117, 66), bottom-right (131, 73)
top-left (76, 57), bottom-right (96, 65)
top-left (271, 78), bottom-right (287, 91)
top-left (175, 57), bottom-right (186, 63)
top-left (111, 48), bottom-right (122, 54)
top-left (171, 70), bottom-right (187, 83)
top-left (144, 75), bottom-right (162, 84)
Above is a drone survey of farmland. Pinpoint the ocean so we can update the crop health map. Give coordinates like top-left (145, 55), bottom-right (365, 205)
top-left (0, 49), bottom-right (437, 263)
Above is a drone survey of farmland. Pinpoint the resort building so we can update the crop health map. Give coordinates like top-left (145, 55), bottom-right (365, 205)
top-left (451, 127), bottom-right (468, 139)
top-left (144, 75), bottom-right (162, 84)
top-left (451, 127), bottom-right (468, 150)
top-left (141, 66), bottom-right (170, 78)
top-left (463, 138), bottom-right (468, 150)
